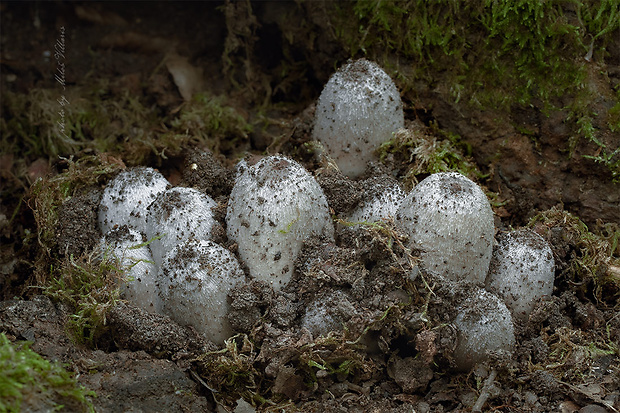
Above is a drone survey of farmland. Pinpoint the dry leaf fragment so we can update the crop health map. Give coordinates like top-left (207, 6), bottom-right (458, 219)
top-left (165, 53), bottom-right (204, 101)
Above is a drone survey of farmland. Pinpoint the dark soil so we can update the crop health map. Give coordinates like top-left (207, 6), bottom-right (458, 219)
top-left (1, 2), bottom-right (618, 413)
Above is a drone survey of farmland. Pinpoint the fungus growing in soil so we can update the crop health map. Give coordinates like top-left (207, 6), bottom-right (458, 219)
top-left (100, 226), bottom-right (162, 314)
top-left (313, 58), bottom-right (404, 178)
top-left (226, 155), bottom-right (334, 291)
top-left (396, 172), bottom-right (494, 284)
top-left (485, 229), bottom-right (555, 320)
top-left (452, 288), bottom-right (515, 371)
top-left (160, 239), bottom-right (245, 344)
top-left (98, 167), bottom-right (170, 235)
top-left (348, 179), bottom-right (405, 223)
top-left (145, 187), bottom-right (217, 269)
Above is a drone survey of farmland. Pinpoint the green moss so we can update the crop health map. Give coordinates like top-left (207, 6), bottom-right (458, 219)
top-left (334, 0), bottom-right (617, 107)
top-left (329, 0), bottom-right (620, 180)
top-left (0, 333), bottom-right (95, 412)
top-left (1, 82), bottom-right (251, 167)
top-left (298, 333), bottom-right (375, 384)
top-left (0, 85), bottom-right (157, 163)
top-left (30, 155), bottom-right (123, 277)
top-left (529, 207), bottom-right (620, 306)
top-left (195, 334), bottom-right (262, 408)
top-left (542, 326), bottom-right (619, 387)
top-left (377, 124), bottom-right (481, 189)
top-left (27, 155), bottom-right (129, 346)
top-left (166, 92), bottom-right (252, 156)
top-left (43, 248), bottom-right (125, 346)
top-left (609, 100), bottom-right (620, 133)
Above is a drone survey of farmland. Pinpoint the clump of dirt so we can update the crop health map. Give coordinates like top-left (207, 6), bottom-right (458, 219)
top-left (182, 148), bottom-right (234, 198)
top-left (56, 188), bottom-right (102, 258)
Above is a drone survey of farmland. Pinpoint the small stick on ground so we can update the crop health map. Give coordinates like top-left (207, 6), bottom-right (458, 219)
top-left (472, 368), bottom-right (497, 413)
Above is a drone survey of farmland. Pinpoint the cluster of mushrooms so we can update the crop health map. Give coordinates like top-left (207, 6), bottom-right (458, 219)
top-left (98, 59), bottom-right (554, 371)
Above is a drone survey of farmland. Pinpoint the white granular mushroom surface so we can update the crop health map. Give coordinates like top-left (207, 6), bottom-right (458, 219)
top-left (313, 58), bottom-right (404, 178)
top-left (486, 229), bottom-right (555, 320)
top-left (145, 186), bottom-right (217, 269)
top-left (226, 155), bottom-right (334, 291)
top-left (453, 288), bottom-right (515, 371)
top-left (98, 167), bottom-right (170, 235)
top-left (100, 225), bottom-right (162, 314)
top-left (160, 239), bottom-right (245, 344)
top-left (397, 172), bottom-right (494, 284)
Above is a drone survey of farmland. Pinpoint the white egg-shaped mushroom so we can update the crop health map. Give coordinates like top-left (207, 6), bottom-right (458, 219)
top-left (349, 179), bottom-right (405, 223)
top-left (453, 288), bottom-right (515, 371)
top-left (98, 167), bottom-right (170, 235)
top-left (100, 226), bottom-right (163, 314)
top-left (396, 172), bottom-right (494, 284)
top-left (160, 239), bottom-right (245, 344)
top-left (145, 187), bottom-right (217, 269)
top-left (485, 229), bottom-right (555, 320)
top-left (313, 59), bottom-right (404, 178)
top-left (226, 155), bottom-right (334, 291)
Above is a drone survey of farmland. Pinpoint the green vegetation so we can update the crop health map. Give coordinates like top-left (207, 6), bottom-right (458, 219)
top-left (0, 83), bottom-right (251, 167)
top-left (529, 207), bottom-right (620, 306)
top-left (336, 0), bottom-right (618, 105)
top-left (29, 155), bottom-right (124, 282)
top-left (0, 333), bottom-right (95, 413)
top-left (26, 155), bottom-right (125, 345)
top-left (195, 335), bottom-right (262, 408)
top-left (329, 0), bottom-right (620, 180)
top-left (541, 324), bottom-right (619, 398)
top-left (43, 248), bottom-right (125, 346)
top-left (167, 93), bottom-right (252, 156)
top-left (298, 332), bottom-right (376, 384)
top-left (378, 124), bottom-right (481, 189)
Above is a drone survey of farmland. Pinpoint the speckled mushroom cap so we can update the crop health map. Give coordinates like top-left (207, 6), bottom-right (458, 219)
top-left (145, 187), bottom-right (217, 269)
top-left (396, 172), bottom-right (494, 284)
top-left (453, 288), bottom-right (515, 371)
top-left (98, 167), bottom-right (170, 235)
top-left (100, 225), bottom-right (163, 314)
top-left (313, 58), bottom-right (404, 178)
top-left (160, 239), bottom-right (245, 344)
top-left (348, 179), bottom-right (405, 223)
top-left (485, 229), bottom-right (555, 320)
top-left (226, 155), bottom-right (334, 291)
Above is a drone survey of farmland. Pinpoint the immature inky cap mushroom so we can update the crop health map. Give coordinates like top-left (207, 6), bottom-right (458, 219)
top-left (348, 178), bottom-right (405, 223)
top-left (452, 288), bottom-right (515, 371)
top-left (100, 226), bottom-right (163, 314)
top-left (160, 239), bottom-right (245, 344)
top-left (485, 229), bottom-right (555, 321)
top-left (396, 172), bottom-right (494, 284)
top-left (98, 167), bottom-right (170, 235)
top-left (226, 155), bottom-right (334, 291)
top-left (145, 187), bottom-right (217, 269)
top-left (313, 58), bottom-right (404, 178)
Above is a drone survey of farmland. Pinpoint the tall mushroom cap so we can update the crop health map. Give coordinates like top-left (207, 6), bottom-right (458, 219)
top-left (226, 155), bottom-right (334, 291)
top-left (453, 288), bottom-right (515, 371)
top-left (396, 172), bottom-right (494, 284)
top-left (160, 239), bottom-right (245, 344)
top-left (145, 187), bottom-right (217, 269)
top-left (313, 59), bottom-right (404, 178)
top-left (100, 226), bottom-right (163, 314)
top-left (98, 167), bottom-right (170, 235)
top-left (486, 229), bottom-right (555, 320)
